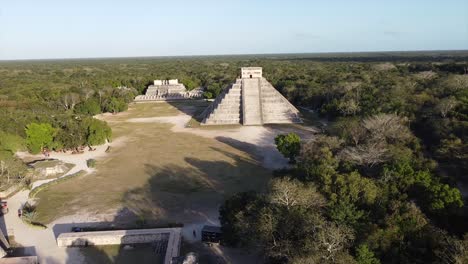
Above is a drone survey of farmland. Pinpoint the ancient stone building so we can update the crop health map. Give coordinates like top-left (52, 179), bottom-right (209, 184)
top-left (200, 67), bottom-right (302, 125)
top-left (135, 79), bottom-right (203, 101)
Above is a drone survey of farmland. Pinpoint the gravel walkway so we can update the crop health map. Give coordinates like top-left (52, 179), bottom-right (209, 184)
top-left (2, 142), bottom-right (117, 263)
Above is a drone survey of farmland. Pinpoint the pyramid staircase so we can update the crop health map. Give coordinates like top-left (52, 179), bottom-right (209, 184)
top-left (201, 74), bottom-right (301, 126)
top-left (260, 79), bottom-right (302, 124)
top-left (200, 80), bottom-right (243, 125)
top-left (242, 78), bottom-right (263, 125)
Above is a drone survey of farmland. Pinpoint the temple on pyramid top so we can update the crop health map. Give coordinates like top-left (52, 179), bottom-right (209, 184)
top-left (200, 67), bottom-right (302, 126)
top-left (241, 67), bottom-right (263, 78)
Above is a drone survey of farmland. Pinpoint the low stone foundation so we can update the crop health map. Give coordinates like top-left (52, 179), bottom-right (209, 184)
top-left (135, 93), bottom-right (202, 101)
top-left (0, 256), bottom-right (38, 264)
top-left (57, 227), bottom-right (181, 264)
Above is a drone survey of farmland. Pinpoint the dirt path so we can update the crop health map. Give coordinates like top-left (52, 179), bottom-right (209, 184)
top-left (3, 140), bottom-right (125, 263)
top-left (3, 190), bottom-right (87, 263)
top-left (128, 114), bottom-right (316, 170)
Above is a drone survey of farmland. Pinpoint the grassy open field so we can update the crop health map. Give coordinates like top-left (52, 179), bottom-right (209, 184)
top-left (33, 101), bottom-right (272, 224)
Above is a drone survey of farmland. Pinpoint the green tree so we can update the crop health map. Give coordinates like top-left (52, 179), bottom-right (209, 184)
top-left (219, 192), bottom-right (262, 247)
top-left (75, 99), bottom-right (101, 116)
top-left (203, 91), bottom-right (213, 99)
top-left (355, 244), bottom-right (380, 264)
top-left (0, 131), bottom-right (25, 153)
top-left (297, 136), bottom-right (341, 191)
top-left (329, 200), bottom-right (365, 227)
top-left (53, 118), bottom-right (86, 149)
top-left (275, 133), bottom-right (301, 163)
top-left (84, 118), bottom-right (112, 146)
top-left (103, 97), bottom-right (127, 114)
top-left (25, 123), bottom-right (56, 154)
top-left (180, 77), bottom-right (200, 90)
top-left (331, 171), bottom-right (378, 205)
top-left (426, 182), bottom-right (463, 211)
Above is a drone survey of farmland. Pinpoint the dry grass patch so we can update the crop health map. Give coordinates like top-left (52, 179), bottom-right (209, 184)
top-left (34, 101), bottom-right (272, 224)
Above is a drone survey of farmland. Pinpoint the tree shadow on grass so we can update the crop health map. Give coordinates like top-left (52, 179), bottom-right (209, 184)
top-left (165, 100), bottom-right (210, 120)
top-left (67, 243), bottom-right (163, 264)
top-left (122, 163), bottom-right (219, 224)
top-left (121, 151), bottom-right (271, 225)
top-left (212, 123), bottom-right (317, 171)
top-left (214, 135), bottom-right (289, 171)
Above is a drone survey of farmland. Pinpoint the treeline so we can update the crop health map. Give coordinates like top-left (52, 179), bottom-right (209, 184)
top-left (221, 115), bottom-right (466, 263)
top-left (24, 118), bottom-right (111, 154)
top-left (0, 57), bottom-right (465, 181)
top-left (0, 58), bottom-right (465, 182)
top-left (0, 85), bottom-right (136, 153)
top-left (0, 131), bottom-right (29, 190)
top-left (0, 72), bottom-right (137, 190)
top-left (268, 62), bottom-right (468, 186)
top-left (213, 59), bottom-right (467, 263)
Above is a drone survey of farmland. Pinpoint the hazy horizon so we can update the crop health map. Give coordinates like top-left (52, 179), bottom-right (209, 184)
top-left (2, 49), bottom-right (468, 62)
top-left (1, 0), bottom-right (467, 60)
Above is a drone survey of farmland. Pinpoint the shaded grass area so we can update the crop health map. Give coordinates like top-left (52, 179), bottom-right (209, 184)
top-left (78, 244), bottom-right (164, 264)
top-left (34, 102), bottom-right (272, 224)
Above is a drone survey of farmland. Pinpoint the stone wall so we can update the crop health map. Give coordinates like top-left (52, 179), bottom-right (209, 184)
top-left (57, 228), bottom-right (176, 247)
top-left (154, 79), bottom-right (179, 85)
top-left (57, 228), bottom-right (181, 264)
top-left (0, 256), bottom-right (38, 264)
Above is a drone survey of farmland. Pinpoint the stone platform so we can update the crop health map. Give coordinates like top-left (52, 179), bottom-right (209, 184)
top-left (135, 79), bottom-right (203, 101)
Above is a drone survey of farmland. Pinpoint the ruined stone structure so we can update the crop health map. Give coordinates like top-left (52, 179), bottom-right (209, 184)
top-left (28, 160), bottom-right (72, 178)
top-left (200, 67), bottom-right (302, 125)
top-left (135, 79), bottom-right (203, 101)
top-left (0, 256), bottom-right (38, 264)
top-left (57, 228), bottom-right (181, 264)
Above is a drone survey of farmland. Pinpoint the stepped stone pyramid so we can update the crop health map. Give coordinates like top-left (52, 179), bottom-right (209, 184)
top-left (200, 67), bottom-right (302, 125)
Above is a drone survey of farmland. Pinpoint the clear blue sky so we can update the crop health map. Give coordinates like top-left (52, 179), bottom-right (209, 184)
top-left (1, 0), bottom-right (467, 60)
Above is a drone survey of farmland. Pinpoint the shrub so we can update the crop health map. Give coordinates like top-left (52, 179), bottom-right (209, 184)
top-left (275, 133), bottom-right (301, 163)
top-left (86, 159), bottom-right (96, 168)
top-left (21, 202), bottom-right (47, 229)
top-left (25, 123), bottom-right (57, 154)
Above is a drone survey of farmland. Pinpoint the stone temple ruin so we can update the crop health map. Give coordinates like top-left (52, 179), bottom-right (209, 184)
top-left (135, 79), bottom-right (203, 101)
top-left (200, 67), bottom-right (302, 125)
